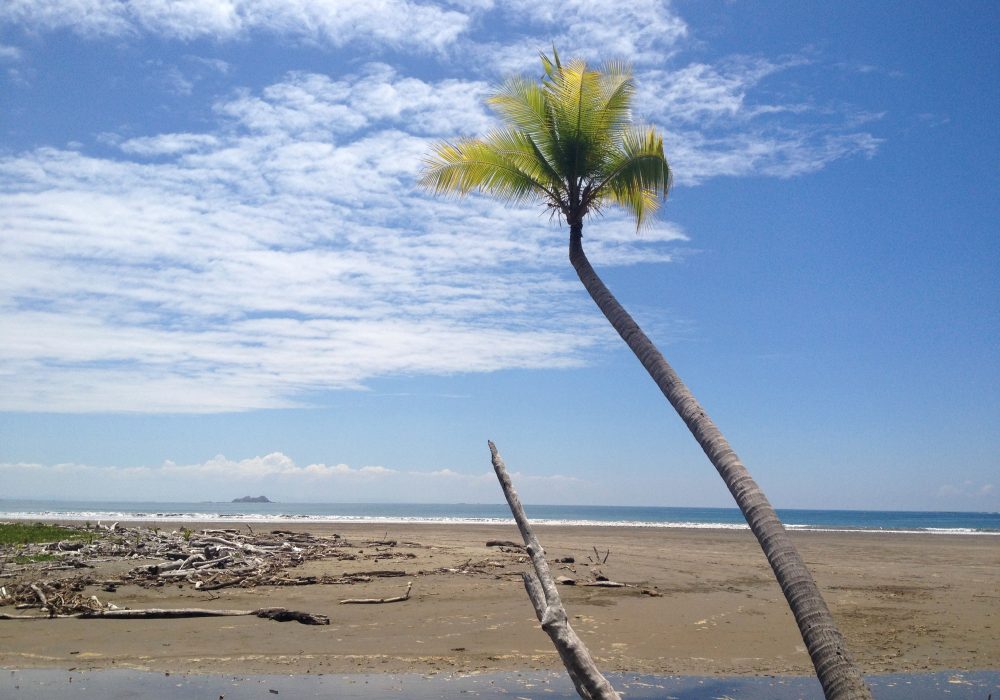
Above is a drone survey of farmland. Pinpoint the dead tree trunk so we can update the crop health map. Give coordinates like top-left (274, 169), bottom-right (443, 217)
top-left (489, 441), bottom-right (620, 700)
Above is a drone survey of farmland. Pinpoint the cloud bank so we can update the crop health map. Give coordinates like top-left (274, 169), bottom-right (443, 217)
top-left (0, 454), bottom-right (582, 504)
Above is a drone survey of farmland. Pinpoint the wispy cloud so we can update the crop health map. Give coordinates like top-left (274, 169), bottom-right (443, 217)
top-left (937, 480), bottom-right (995, 502)
top-left (1, 65), bottom-right (685, 412)
top-left (639, 56), bottom-right (882, 183)
top-left (463, 0), bottom-right (688, 74)
top-left (0, 42), bottom-right (21, 61)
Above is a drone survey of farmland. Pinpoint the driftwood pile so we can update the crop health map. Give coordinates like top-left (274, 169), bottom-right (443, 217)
top-left (1, 523), bottom-right (420, 589)
top-left (1, 515), bottom-right (645, 636)
top-left (0, 523), bottom-right (430, 623)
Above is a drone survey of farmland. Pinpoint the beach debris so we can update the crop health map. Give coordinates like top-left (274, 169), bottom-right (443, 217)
top-left (1, 521), bottom-right (438, 623)
top-left (587, 547), bottom-right (611, 565)
top-left (486, 539), bottom-right (526, 551)
top-left (0, 516), bottom-right (554, 635)
top-left (489, 440), bottom-right (621, 700)
top-left (0, 605), bottom-right (329, 625)
top-left (339, 581), bottom-right (412, 605)
top-left (555, 575), bottom-right (576, 586)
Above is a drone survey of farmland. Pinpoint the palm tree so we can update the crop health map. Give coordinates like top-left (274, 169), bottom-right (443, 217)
top-left (421, 50), bottom-right (870, 699)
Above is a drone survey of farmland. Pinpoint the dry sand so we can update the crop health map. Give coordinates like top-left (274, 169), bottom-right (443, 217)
top-left (1, 523), bottom-right (997, 676)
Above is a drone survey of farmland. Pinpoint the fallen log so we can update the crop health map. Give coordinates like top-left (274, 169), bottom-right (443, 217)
top-left (0, 606), bottom-right (329, 625)
top-left (486, 540), bottom-right (525, 550)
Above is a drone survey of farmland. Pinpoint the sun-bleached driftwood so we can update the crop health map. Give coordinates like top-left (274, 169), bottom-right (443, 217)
top-left (489, 441), bottom-right (621, 700)
top-left (0, 606), bottom-right (329, 624)
top-left (348, 569), bottom-right (408, 578)
top-left (339, 581), bottom-right (412, 604)
top-left (29, 583), bottom-right (48, 609)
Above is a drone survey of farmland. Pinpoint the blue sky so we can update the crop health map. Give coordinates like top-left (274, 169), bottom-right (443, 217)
top-left (1, 1), bottom-right (997, 511)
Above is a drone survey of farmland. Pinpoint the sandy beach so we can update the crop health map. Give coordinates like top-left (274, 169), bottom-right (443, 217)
top-left (1, 523), bottom-right (998, 677)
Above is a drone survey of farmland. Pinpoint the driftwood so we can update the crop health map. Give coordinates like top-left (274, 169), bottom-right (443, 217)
top-left (486, 539), bottom-right (526, 550)
top-left (0, 606), bottom-right (329, 624)
top-left (339, 581), bottom-right (412, 605)
top-left (489, 441), bottom-right (620, 700)
top-left (588, 547), bottom-right (611, 564)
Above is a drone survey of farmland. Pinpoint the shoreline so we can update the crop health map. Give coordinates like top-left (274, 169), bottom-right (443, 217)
top-left (3, 501), bottom-right (997, 537)
top-left (2, 521), bottom-right (998, 677)
top-left (4, 512), bottom-right (997, 537)
top-left (3, 668), bottom-right (999, 700)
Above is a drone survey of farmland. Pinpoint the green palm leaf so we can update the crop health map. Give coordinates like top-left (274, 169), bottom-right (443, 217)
top-left (421, 48), bottom-right (671, 228)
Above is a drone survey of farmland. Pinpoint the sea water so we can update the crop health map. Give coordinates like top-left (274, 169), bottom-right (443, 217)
top-left (1, 499), bottom-right (997, 534)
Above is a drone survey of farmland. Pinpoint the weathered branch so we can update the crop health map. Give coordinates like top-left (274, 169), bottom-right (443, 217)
top-left (339, 581), bottom-right (412, 605)
top-left (489, 440), bottom-right (620, 700)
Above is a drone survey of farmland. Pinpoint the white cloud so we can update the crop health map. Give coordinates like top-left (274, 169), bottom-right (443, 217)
top-left (0, 15), bottom-right (881, 414)
top-left (937, 480), bottom-right (996, 501)
top-left (0, 43), bottom-right (21, 61)
top-left (158, 453), bottom-right (398, 479)
top-left (639, 58), bottom-right (799, 125)
top-left (637, 58), bottom-right (882, 183)
top-left (119, 133), bottom-right (221, 156)
top-left (0, 0), bottom-right (470, 51)
top-left (215, 66), bottom-right (494, 139)
top-left (664, 128), bottom-right (880, 185)
top-left (471, 0), bottom-right (687, 74)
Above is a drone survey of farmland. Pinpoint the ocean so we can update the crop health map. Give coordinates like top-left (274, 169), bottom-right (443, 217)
top-left (1, 499), bottom-right (997, 535)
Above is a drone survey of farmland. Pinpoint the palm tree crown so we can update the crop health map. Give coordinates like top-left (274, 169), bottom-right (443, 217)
top-left (421, 49), bottom-right (671, 230)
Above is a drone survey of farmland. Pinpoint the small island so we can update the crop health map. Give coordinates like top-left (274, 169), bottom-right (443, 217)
top-left (232, 495), bottom-right (271, 503)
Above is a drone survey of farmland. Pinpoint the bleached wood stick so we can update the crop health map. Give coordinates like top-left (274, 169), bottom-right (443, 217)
top-left (339, 581), bottom-right (412, 604)
top-left (489, 440), bottom-right (620, 700)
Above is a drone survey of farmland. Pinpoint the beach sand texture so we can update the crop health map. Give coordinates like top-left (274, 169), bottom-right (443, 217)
top-left (1, 524), bottom-right (997, 676)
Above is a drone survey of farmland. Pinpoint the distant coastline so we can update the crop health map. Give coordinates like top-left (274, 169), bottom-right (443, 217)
top-left (231, 495), bottom-right (271, 503)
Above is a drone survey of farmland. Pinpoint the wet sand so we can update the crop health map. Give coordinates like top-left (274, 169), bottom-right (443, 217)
top-left (1, 523), bottom-right (998, 676)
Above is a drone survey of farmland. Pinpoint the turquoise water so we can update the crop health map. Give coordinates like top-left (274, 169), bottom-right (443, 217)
top-left (1, 499), bottom-right (997, 534)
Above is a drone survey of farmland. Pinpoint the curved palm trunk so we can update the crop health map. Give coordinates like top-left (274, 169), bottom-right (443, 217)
top-left (569, 225), bottom-right (871, 700)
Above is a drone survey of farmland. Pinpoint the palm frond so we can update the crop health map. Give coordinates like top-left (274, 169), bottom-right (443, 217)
top-left (420, 133), bottom-right (561, 207)
top-left (489, 77), bottom-right (549, 138)
top-left (590, 127), bottom-right (671, 228)
top-left (420, 47), bottom-right (671, 229)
